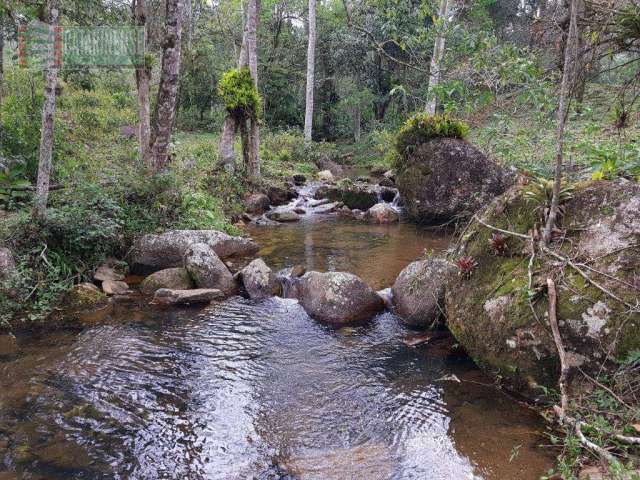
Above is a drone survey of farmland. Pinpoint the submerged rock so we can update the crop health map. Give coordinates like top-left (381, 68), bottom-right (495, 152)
top-left (366, 203), bottom-right (399, 224)
top-left (152, 288), bottom-right (224, 305)
top-left (140, 268), bottom-right (194, 294)
top-left (396, 138), bottom-right (511, 224)
top-left (446, 180), bottom-right (640, 396)
top-left (314, 181), bottom-right (393, 211)
top-left (292, 271), bottom-right (384, 324)
top-left (184, 243), bottom-right (237, 296)
top-left (392, 258), bottom-right (455, 327)
top-left (239, 258), bottom-right (280, 299)
top-left (130, 230), bottom-right (259, 274)
top-left (266, 211), bottom-right (301, 222)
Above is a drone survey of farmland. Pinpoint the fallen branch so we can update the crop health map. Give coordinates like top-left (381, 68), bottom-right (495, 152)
top-left (548, 277), bottom-right (570, 418)
top-left (473, 215), bottom-right (531, 240)
top-left (575, 420), bottom-right (617, 463)
top-left (614, 434), bottom-right (640, 445)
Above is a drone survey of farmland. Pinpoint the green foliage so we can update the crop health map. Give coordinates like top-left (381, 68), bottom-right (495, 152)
top-left (0, 161), bottom-right (32, 210)
top-left (178, 190), bottom-right (239, 234)
top-left (395, 113), bottom-right (468, 157)
top-left (217, 68), bottom-right (261, 119)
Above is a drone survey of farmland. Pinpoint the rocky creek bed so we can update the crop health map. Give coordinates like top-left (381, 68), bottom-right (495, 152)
top-left (0, 187), bottom-right (557, 479)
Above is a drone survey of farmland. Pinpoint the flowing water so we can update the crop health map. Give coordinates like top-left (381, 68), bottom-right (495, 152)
top-left (0, 202), bottom-right (555, 479)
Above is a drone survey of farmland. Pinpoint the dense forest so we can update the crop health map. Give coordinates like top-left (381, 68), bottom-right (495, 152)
top-left (0, 0), bottom-right (639, 478)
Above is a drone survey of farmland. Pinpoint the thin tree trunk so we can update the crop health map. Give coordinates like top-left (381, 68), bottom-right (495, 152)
top-left (34, 0), bottom-right (59, 219)
top-left (133, 0), bottom-right (152, 167)
top-left (219, 116), bottom-right (237, 172)
top-left (543, 0), bottom-right (578, 245)
top-left (425, 0), bottom-right (449, 115)
top-left (150, 0), bottom-right (183, 171)
top-left (353, 106), bottom-right (361, 142)
top-left (0, 10), bottom-right (4, 105)
top-left (303, 0), bottom-right (316, 141)
top-left (246, 0), bottom-right (260, 180)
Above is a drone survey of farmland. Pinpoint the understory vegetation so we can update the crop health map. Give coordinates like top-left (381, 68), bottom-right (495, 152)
top-left (1, 0), bottom-right (639, 477)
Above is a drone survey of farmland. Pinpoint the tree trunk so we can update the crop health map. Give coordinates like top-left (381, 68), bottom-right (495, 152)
top-left (0, 10), bottom-right (4, 105)
top-left (34, 0), bottom-right (59, 219)
top-left (133, 0), bottom-right (152, 167)
top-left (425, 0), bottom-right (449, 115)
top-left (353, 106), bottom-right (361, 142)
top-left (219, 116), bottom-right (237, 172)
top-left (543, 0), bottom-right (578, 245)
top-left (303, 0), bottom-right (316, 141)
top-left (246, 0), bottom-right (260, 180)
top-left (149, 0), bottom-right (183, 171)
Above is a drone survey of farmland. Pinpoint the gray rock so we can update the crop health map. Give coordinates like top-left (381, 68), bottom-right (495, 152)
top-left (152, 288), bottom-right (225, 305)
top-left (267, 184), bottom-right (298, 206)
top-left (140, 268), bottom-right (194, 294)
top-left (102, 279), bottom-right (130, 296)
top-left (183, 243), bottom-right (237, 295)
top-left (392, 258), bottom-right (455, 327)
top-left (292, 174), bottom-right (306, 186)
top-left (317, 170), bottom-right (335, 183)
top-left (240, 258), bottom-right (280, 299)
top-left (397, 138), bottom-right (511, 224)
top-left (292, 271), bottom-right (385, 325)
top-left (94, 264), bottom-right (125, 282)
top-left (130, 230), bottom-right (259, 274)
top-left (266, 211), bottom-right (301, 222)
top-left (366, 203), bottom-right (399, 224)
top-left (244, 193), bottom-right (271, 215)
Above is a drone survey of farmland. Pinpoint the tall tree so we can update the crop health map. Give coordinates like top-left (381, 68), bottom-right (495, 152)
top-left (34, 0), bottom-right (60, 219)
top-left (303, 0), bottom-right (316, 141)
top-left (425, 0), bottom-right (449, 115)
top-left (133, 0), bottom-right (152, 167)
top-left (218, 0), bottom-right (261, 179)
top-left (543, 0), bottom-right (578, 244)
top-left (149, 0), bottom-right (183, 171)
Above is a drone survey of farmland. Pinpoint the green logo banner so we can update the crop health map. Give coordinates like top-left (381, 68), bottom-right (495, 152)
top-left (19, 21), bottom-right (145, 69)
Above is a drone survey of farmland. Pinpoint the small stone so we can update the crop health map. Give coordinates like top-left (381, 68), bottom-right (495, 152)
top-left (318, 170), bottom-right (335, 183)
top-left (152, 288), bottom-right (225, 305)
top-left (102, 280), bottom-right (130, 296)
top-left (366, 203), bottom-right (399, 224)
top-left (94, 265), bottom-right (125, 282)
top-left (294, 207), bottom-right (306, 215)
top-left (140, 268), bottom-right (194, 294)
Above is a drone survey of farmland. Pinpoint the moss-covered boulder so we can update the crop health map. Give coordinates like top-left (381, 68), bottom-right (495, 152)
top-left (140, 268), bottom-right (194, 294)
top-left (396, 138), bottom-right (511, 224)
top-left (445, 180), bottom-right (640, 397)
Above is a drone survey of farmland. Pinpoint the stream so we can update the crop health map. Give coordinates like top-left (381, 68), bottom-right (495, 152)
top-left (0, 187), bottom-right (555, 479)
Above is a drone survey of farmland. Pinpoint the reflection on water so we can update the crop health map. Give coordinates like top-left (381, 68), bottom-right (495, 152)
top-left (247, 217), bottom-right (451, 290)
top-left (0, 218), bottom-right (553, 479)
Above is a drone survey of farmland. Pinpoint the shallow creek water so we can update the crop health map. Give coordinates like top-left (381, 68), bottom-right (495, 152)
top-left (0, 203), bottom-right (555, 479)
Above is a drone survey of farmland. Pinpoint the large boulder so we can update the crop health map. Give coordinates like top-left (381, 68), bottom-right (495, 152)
top-left (239, 258), bottom-right (280, 299)
top-left (292, 271), bottom-right (385, 324)
top-left (183, 243), bottom-right (237, 296)
top-left (366, 203), bottom-right (399, 224)
top-left (130, 230), bottom-right (259, 274)
top-left (153, 288), bottom-right (224, 306)
top-left (396, 138), bottom-right (511, 224)
top-left (392, 258), bottom-right (455, 327)
top-left (140, 267), bottom-right (194, 294)
top-left (445, 180), bottom-right (640, 397)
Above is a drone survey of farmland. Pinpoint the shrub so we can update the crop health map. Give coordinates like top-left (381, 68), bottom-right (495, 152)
top-left (217, 68), bottom-right (261, 120)
top-left (395, 113), bottom-right (469, 158)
